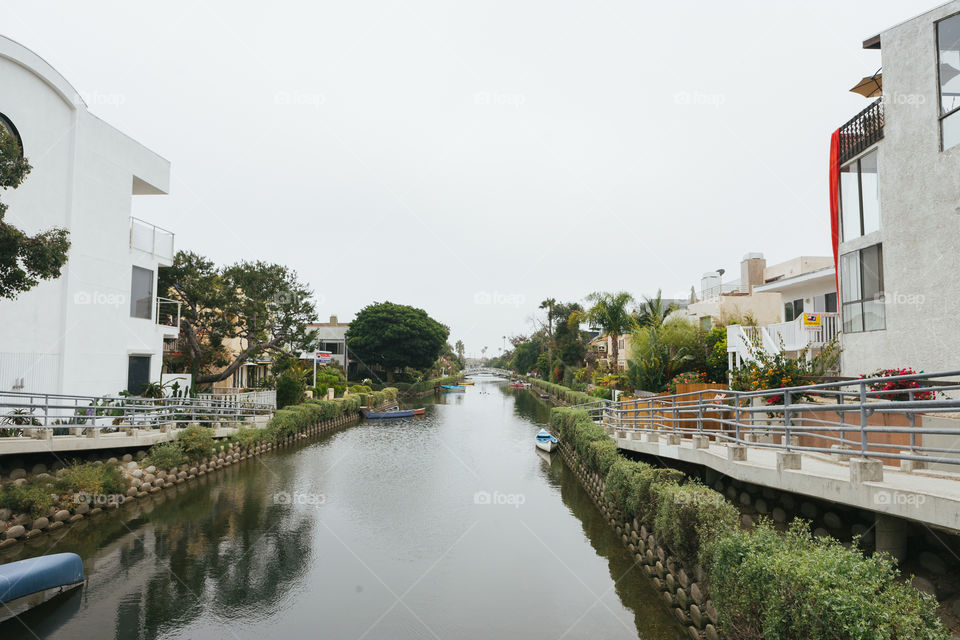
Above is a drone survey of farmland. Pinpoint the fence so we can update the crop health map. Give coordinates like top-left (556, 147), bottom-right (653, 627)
top-left (573, 369), bottom-right (960, 467)
top-left (0, 389), bottom-right (274, 432)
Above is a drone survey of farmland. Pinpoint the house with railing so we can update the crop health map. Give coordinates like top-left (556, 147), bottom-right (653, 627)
top-left (0, 35), bottom-right (179, 397)
top-left (829, 1), bottom-right (960, 376)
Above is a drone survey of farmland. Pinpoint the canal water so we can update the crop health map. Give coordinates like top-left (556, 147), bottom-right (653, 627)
top-left (3, 377), bottom-right (685, 640)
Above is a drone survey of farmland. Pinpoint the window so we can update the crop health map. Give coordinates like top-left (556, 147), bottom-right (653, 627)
top-left (814, 293), bottom-right (838, 313)
top-left (839, 149), bottom-right (880, 240)
top-left (130, 266), bottom-right (153, 319)
top-left (0, 113), bottom-right (23, 155)
top-left (784, 298), bottom-right (804, 322)
top-left (321, 341), bottom-right (343, 355)
top-left (127, 355), bottom-right (151, 395)
top-left (840, 244), bottom-right (885, 333)
top-left (938, 13), bottom-right (960, 150)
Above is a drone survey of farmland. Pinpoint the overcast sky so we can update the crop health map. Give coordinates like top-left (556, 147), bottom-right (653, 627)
top-left (2, 1), bottom-right (936, 357)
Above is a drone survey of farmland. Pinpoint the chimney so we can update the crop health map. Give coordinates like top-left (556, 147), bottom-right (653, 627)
top-left (329, 315), bottom-right (338, 324)
top-left (740, 252), bottom-right (766, 293)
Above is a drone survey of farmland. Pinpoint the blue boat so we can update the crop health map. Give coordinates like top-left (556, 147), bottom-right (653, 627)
top-left (440, 385), bottom-right (465, 392)
top-left (362, 406), bottom-right (424, 418)
top-left (535, 428), bottom-right (558, 452)
top-left (0, 553), bottom-right (85, 621)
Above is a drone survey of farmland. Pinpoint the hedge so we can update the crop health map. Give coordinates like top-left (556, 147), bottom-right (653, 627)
top-left (706, 520), bottom-right (948, 640)
top-left (528, 378), bottom-right (593, 405)
top-left (406, 376), bottom-right (462, 394)
top-left (549, 406), bottom-right (948, 639)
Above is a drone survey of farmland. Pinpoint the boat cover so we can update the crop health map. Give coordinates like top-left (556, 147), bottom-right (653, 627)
top-left (0, 553), bottom-right (84, 604)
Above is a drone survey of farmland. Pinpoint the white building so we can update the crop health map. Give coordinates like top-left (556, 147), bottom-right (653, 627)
top-left (304, 315), bottom-right (351, 370)
top-left (832, 2), bottom-right (960, 375)
top-left (0, 36), bottom-right (178, 397)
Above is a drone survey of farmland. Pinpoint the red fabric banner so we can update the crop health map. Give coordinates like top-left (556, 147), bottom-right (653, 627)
top-left (829, 129), bottom-right (841, 295)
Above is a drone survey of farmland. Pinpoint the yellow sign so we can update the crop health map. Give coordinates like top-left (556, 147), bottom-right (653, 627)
top-left (802, 312), bottom-right (822, 328)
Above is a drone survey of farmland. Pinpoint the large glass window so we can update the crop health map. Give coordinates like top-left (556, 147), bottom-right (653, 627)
top-left (840, 244), bottom-right (885, 333)
top-left (130, 266), bottom-right (153, 319)
top-left (839, 149), bottom-right (881, 240)
top-left (938, 13), bottom-right (960, 150)
top-left (127, 355), bottom-right (151, 395)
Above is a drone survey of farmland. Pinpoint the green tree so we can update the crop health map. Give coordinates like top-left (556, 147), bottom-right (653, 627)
top-left (553, 301), bottom-right (587, 368)
top-left (0, 125), bottom-right (70, 299)
top-left (454, 339), bottom-right (465, 367)
top-left (581, 291), bottom-right (635, 373)
top-left (159, 252), bottom-right (317, 385)
top-left (510, 338), bottom-right (542, 374)
top-left (345, 301), bottom-right (448, 381)
top-left (539, 298), bottom-right (557, 381)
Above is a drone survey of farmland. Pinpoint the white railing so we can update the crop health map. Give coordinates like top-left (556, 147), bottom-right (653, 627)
top-left (728, 313), bottom-right (839, 365)
top-left (205, 389), bottom-right (277, 409)
top-left (130, 216), bottom-right (175, 261)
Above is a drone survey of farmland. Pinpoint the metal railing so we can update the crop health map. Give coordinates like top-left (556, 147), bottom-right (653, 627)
top-left (838, 97), bottom-right (884, 164)
top-left (571, 369), bottom-right (960, 467)
top-left (0, 390), bottom-right (273, 431)
top-left (130, 216), bottom-right (175, 261)
top-left (728, 313), bottom-right (839, 366)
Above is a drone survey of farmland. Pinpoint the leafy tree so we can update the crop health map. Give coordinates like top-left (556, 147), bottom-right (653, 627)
top-left (511, 338), bottom-right (542, 374)
top-left (454, 339), bottom-right (465, 367)
top-left (581, 291), bottom-right (635, 373)
top-left (159, 252), bottom-right (317, 385)
top-left (553, 301), bottom-right (587, 367)
top-left (625, 319), bottom-right (696, 392)
top-left (345, 301), bottom-right (448, 381)
top-left (0, 126), bottom-right (70, 299)
top-left (539, 298), bottom-right (557, 381)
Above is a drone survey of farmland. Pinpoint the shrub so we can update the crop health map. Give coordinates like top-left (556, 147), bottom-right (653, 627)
top-left (667, 370), bottom-right (707, 395)
top-left (705, 520), bottom-right (949, 640)
top-left (268, 409), bottom-right (301, 440)
top-left (177, 425), bottom-right (215, 461)
top-left (1, 482), bottom-right (53, 517)
top-left (861, 368), bottom-right (937, 401)
top-left (654, 482), bottom-right (738, 570)
top-left (631, 467), bottom-right (685, 527)
top-left (588, 439), bottom-right (618, 475)
top-left (604, 458), bottom-right (651, 518)
top-left (276, 371), bottom-right (304, 408)
top-left (146, 441), bottom-right (186, 469)
top-left (229, 427), bottom-right (264, 448)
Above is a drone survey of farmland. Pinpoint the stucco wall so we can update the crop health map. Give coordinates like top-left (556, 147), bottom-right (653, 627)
top-left (839, 2), bottom-right (960, 376)
top-left (0, 37), bottom-right (172, 396)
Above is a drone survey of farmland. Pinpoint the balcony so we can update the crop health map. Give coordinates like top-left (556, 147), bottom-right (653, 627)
top-left (130, 216), bottom-right (175, 263)
top-left (727, 312), bottom-right (840, 369)
top-left (838, 98), bottom-right (883, 165)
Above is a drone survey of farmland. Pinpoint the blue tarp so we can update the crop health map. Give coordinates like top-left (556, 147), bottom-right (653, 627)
top-left (0, 553), bottom-right (84, 604)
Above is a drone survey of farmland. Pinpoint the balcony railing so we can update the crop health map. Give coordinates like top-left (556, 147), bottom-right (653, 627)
top-left (838, 98), bottom-right (884, 164)
top-left (727, 313), bottom-right (839, 367)
top-left (130, 216), bottom-right (175, 261)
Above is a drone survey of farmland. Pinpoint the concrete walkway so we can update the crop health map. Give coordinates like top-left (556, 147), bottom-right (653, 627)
top-left (613, 429), bottom-right (960, 535)
top-left (0, 418), bottom-right (271, 456)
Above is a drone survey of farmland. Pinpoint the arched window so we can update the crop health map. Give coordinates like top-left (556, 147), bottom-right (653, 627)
top-left (0, 112), bottom-right (24, 155)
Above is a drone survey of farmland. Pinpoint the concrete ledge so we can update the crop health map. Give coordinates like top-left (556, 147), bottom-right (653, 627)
top-left (850, 458), bottom-right (883, 484)
top-left (692, 435), bottom-right (710, 449)
top-left (614, 434), bottom-right (960, 534)
top-left (727, 445), bottom-right (747, 461)
top-left (776, 452), bottom-right (801, 472)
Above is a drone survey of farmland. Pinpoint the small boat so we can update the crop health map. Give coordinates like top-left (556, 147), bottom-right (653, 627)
top-left (412, 408), bottom-right (426, 416)
top-left (0, 553), bottom-right (85, 622)
top-left (508, 382), bottom-right (526, 389)
top-left (458, 381), bottom-right (474, 386)
top-left (535, 429), bottom-right (558, 452)
top-left (362, 406), bottom-right (422, 419)
top-left (440, 385), bottom-right (465, 392)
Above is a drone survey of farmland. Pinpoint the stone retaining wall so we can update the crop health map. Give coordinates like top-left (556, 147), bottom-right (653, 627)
top-left (0, 408), bottom-right (367, 551)
top-left (557, 440), bottom-right (720, 640)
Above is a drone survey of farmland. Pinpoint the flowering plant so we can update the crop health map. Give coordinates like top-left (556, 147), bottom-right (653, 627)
top-left (667, 371), bottom-right (707, 395)
top-left (860, 368), bottom-right (937, 401)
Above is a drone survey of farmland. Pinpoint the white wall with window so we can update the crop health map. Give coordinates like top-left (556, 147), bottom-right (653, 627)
top-left (0, 36), bottom-right (176, 397)
top-left (837, 1), bottom-right (960, 375)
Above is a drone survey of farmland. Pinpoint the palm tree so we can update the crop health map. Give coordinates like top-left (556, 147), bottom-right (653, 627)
top-left (539, 298), bottom-right (557, 381)
top-left (635, 289), bottom-right (677, 329)
top-left (583, 291), bottom-right (635, 373)
top-left (454, 340), bottom-right (465, 367)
